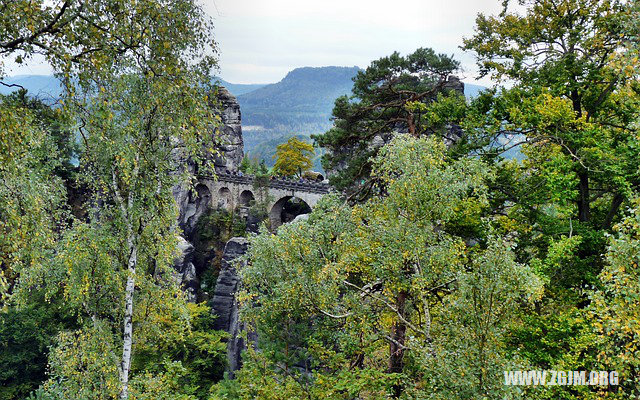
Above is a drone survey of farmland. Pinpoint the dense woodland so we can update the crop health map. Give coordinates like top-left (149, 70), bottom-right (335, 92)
top-left (1, 0), bottom-right (640, 399)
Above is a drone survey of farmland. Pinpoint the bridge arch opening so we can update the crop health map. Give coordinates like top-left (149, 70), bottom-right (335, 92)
top-left (184, 184), bottom-right (212, 233)
top-left (217, 187), bottom-right (232, 210)
top-left (194, 184), bottom-right (212, 216)
top-left (195, 184), bottom-right (211, 205)
top-left (239, 190), bottom-right (255, 207)
top-left (269, 196), bottom-right (312, 229)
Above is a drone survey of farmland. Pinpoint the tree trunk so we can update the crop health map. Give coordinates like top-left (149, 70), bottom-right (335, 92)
top-left (577, 171), bottom-right (590, 223)
top-left (389, 290), bottom-right (407, 398)
top-left (603, 192), bottom-right (623, 229)
top-left (407, 112), bottom-right (416, 136)
top-left (571, 89), bottom-right (582, 118)
top-left (120, 235), bottom-right (137, 400)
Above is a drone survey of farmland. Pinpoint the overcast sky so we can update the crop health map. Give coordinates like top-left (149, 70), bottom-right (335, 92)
top-left (207, 0), bottom-right (505, 86)
top-left (6, 0), bottom-right (507, 86)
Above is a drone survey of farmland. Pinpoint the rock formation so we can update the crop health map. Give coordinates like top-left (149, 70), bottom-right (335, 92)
top-left (211, 86), bottom-right (244, 174)
top-left (174, 85), bottom-right (244, 233)
top-left (172, 236), bottom-right (198, 303)
top-left (173, 86), bottom-right (245, 301)
top-left (210, 237), bottom-right (253, 377)
top-left (170, 85), bottom-right (326, 375)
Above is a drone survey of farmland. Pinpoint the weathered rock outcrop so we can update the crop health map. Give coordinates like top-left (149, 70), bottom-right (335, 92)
top-left (212, 87), bottom-right (244, 174)
top-left (172, 236), bottom-right (198, 303)
top-left (443, 75), bottom-right (464, 94)
top-left (172, 86), bottom-right (245, 301)
top-left (174, 86), bottom-right (244, 235)
top-left (211, 237), bottom-right (252, 376)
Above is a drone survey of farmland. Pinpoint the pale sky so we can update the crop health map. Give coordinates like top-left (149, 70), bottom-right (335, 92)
top-left (6, 0), bottom-right (507, 86)
top-left (206, 0), bottom-right (505, 86)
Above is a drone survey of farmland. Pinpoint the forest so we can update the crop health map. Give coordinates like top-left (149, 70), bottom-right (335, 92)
top-left (1, 0), bottom-right (640, 399)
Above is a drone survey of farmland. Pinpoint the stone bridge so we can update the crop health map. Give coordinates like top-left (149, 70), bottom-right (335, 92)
top-left (195, 173), bottom-right (331, 229)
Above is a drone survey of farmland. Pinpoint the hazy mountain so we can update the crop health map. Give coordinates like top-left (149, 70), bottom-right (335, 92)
top-left (464, 83), bottom-right (487, 98)
top-left (0, 72), bottom-right (487, 171)
top-left (237, 66), bottom-right (361, 129)
top-left (213, 78), bottom-right (267, 96)
top-left (234, 67), bottom-right (487, 170)
top-left (0, 75), bottom-right (62, 100)
top-left (0, 75), bottom-right (265, 98)
top-left (233, 66), bottom-right (362, 171)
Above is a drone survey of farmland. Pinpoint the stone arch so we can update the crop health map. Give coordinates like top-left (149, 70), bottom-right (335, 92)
top-left (195, 183), bottom-right (211, 209)
top-left (183, 183), bottom-right (212, 236)
top-left (239, 190), bottom-right (255, 207)
top-left (217, 187), bottom-right (232, 210)
top-left (269, 196), bottom-right (312, 229)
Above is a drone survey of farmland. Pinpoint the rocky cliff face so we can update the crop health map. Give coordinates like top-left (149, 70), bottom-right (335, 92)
top-left (173, 86), bottom-right (245, 301)
top-left (212, 87), bottom-right (244, 174)
top-left (173, 236), bottom-right (198, 302)
top-left (174, 86), bottom-right (244, 233)
top-left (210, 237), bottom-right (254, 377)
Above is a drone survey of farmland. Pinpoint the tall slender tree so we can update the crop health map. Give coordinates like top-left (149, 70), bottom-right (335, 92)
top-left (463, 0), bottom-right (640, 227)
top-left (1, 1), bottom-right (221, 398)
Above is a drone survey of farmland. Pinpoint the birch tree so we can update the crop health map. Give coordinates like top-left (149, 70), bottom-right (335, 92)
top-left (3, 0), bottom-right (220, 398)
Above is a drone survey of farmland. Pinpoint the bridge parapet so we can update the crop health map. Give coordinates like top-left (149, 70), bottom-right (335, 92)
top-left (201, 173), bottom-right (332, 195)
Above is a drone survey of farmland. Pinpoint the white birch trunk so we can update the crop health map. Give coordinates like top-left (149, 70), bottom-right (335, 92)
top-left (120, 235), bottom-right (137, 400)
top-left (112, 162), bottom-right (139, 400)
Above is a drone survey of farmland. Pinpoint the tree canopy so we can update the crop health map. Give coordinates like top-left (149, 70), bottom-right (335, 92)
top-left (3, 0), bottom-right (640, 399)
top-left (313, 47), bottom-right (462, 198)
top-left (1, 0), bottom-right (223, 399)
top-left (272, 136), bottom-right (315, 178)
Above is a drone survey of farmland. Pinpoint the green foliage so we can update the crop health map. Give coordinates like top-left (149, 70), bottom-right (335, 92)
top-left (456, 3), bottom-right (640, 399)
top-left (1, 0), bottom-right (221, 398)
top-left (462, 0), bottom-right (640, 229)
top-left (197, 209), bottom-right (246, 244)
top-left (591, 199), bottom-right (640, 397)
top-left (231, 135), bottom-right (543, 399)
top-left (44, 322), bottom-right (122, 399)
top-left (423, 239), bottom-right (543, 399)
top-left (313, 48), bottom-right (461, 196)
top-left (3, 1), bottom-right (640, 399)
top-left (0, 92), bottom-right (70, 306)
top-left (0, 294), bottom-right (77, 400)
top-left (272, 137), bottom-right (315, 178)
top-left (129, 361), bottom-right (198, 400)
top-left (195, 208), bottom-right (247, 293)
top-left (132, 303), bottom-right (228, 399)
top-left (239, 155), bottom-right (270, 177)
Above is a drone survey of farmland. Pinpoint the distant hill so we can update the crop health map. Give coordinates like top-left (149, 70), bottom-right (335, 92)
top-left (234, 66), bottom-right (362, 171)
top-left (237, 66), bottom-right (361, 129)
top-left (0, 72), bottom-right (488, 171)
top-left (464, 83), bottom-right (487, 99)
top-left (213, 78), bottom-right (267, 96)
top-left (0, 75), bottom-right (266, 99)
top-left (0, 75), bottom-right (62, 100)
top-left (235, 67), bottom-right (487, 171)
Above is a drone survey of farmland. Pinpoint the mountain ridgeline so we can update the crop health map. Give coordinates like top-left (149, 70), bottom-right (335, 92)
top-left (237, 66), bottom-right (361, 129)
top-left (1, 69), bottom-right (485, 171)
top-left (235, 66), bottom-right (361, 170)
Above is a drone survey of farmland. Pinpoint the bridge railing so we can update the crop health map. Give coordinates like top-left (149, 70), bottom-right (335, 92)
top-left (199, 173), bottom-right (332, 194)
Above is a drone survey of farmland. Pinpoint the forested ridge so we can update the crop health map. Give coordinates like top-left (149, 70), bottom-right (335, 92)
top-left (1, 1), bottom-right (640, 399)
